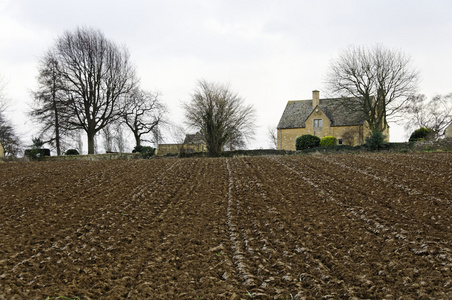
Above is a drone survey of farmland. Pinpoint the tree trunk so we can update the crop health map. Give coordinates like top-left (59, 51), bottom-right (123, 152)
top-left (55, 123), bottom-right (61, 155)
top-left (52, 74), bottom-right (61, 156)
top-left (53, 99), bottom-right (61, 155)
top-left (207, 136), bottom-right (222, 156)
top-left (87, 131), bottom-right (95, 154)
top-left (134, 131), bottom-right (141, 148)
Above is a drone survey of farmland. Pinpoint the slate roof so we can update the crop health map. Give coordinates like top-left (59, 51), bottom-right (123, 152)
top-left (184, 132), bottom-right (206, 144)
top-left (277, 97), bottom-right (367, 129)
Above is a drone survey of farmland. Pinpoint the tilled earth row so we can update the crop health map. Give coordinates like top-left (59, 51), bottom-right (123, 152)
top-left (0, 153), bottom-right (451, 299)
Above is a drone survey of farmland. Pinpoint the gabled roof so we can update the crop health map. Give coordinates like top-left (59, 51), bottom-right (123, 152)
top-left (277, 97), bottom-right (366, 129)
top-left (184, 132), bottom-right (206, 144)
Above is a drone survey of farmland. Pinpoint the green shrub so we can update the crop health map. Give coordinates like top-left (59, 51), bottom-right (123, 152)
top-left (65, 149), bottom-right (79, 155)
top-left (132, 146), bottom-right (155, 159)
top-left (319, 136), bottom-right (338, 147)
top-left (409, 127), bottom-right (434, 142)
top-left (365, 130), bottom-right (387, 150)
top-left (296, 135), bottom-right (320, 150)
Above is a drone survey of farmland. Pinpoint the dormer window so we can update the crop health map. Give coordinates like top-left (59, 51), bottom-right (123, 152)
top-left (314, 119), bottom-right (323, 128)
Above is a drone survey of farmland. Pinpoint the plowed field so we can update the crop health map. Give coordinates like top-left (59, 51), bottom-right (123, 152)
top-left (1, 153), bottom-right (451, 299)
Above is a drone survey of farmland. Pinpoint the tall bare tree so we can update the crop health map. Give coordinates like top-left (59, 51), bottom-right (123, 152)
top-left (122, 89), bottom-right (166, 148)
top-left (101, 123), bottom-right (128, 152)
top-left (101, 124), bottom-right (115, 152)
top-left (75, 130), bottom-right (84, 154)
top-left (326, 45), bottom-right (419, 131)
top-left (51, 27), bottom-right (137, 154)
top-left (114, 124), bottom-right (126, 152)
top-left (404, 93), bottom-right (452, 139)
top-left (30, 51), bottom-right (70, 155)
top-left (184, 80), bottom-right (256, 156)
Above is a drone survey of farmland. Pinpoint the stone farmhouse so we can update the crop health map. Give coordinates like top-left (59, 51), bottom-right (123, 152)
top-left (277, 90), bottom-right (389, 150)
top-left (157, 132), bottom-right (207, 156)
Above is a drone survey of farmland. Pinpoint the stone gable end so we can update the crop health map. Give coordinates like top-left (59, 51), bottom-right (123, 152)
top-left (0, 141), bottom-right (4, 157)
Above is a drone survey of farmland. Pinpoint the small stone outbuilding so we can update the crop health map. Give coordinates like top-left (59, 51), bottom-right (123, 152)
top-left (157, 132), bottom-right (207, 156)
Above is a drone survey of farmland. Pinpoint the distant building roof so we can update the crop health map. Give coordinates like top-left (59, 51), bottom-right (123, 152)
top-left (277, 97), bottom-right (367, 129)
top-left (184, 132), bottom-right (206, 144)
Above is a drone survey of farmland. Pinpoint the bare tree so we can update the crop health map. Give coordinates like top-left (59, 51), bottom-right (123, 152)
top-left (267, 125), bottom-right (277, 149)
top-left (114, 123), bottom-right (126, 152)
top-left (0, 117), bottom-right (21, 156)
top-left (0, 78), bottom-right (21, 156)
top-left (166, 122), bottom-right (188, 154)
top-left (326, 45), bottom-right (419, 131)
top-left (122, 89), bottom-right (166, 148)
top-left (151, 125), bottom-right (162, 149)
top-left (51, 27), bottom-right (137, 154)
top-left (75, 130), bottom-right (84, 154)
top-left (30, 51), bottom-right (71, 155)
top-left (101, 124), bottom-right (115, 152)
top-left (101, 122), bottom-right (128, 152)
top-left (184, 80), bottom-right (256, 156)
top-left (224, 133), bottom-right (246, 151)
top-left (404, 93), bottom-right (452, 139)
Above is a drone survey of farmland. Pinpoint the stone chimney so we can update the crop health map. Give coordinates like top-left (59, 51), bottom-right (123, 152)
top-left (312, 90), bottom-right (319, 108)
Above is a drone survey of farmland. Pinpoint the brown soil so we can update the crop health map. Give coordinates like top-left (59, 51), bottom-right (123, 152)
top-left (0, 153), bottom-right (451, 299)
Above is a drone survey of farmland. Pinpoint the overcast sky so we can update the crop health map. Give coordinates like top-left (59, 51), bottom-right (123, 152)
top-left (1, 0), bottom-right (451, 150)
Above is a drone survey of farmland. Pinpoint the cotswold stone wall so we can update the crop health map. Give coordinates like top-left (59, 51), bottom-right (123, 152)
top-left (412, 138), bottom-right (452, 151)
top-left (157, 144), bottom-right (182, 156)
top-left (157, 143), bottom-right (207, 156)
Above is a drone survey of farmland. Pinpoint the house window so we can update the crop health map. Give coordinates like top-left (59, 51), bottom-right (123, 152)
top-left (338, 139), bottom-right (343, 145)
top-left (314, 119), bottom-right (323, 128)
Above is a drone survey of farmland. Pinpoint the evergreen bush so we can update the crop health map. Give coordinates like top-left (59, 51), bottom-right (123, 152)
top-left (132, 146), bottom-right (155, 159)
top-left (65, 149), bottom-right (80, 155)
top-left (296, 135), bottom-right (320, 150)
top-left (409, 127), bottom-right (434, 142)
top-left (365, 130), bottom-right (387, 150)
